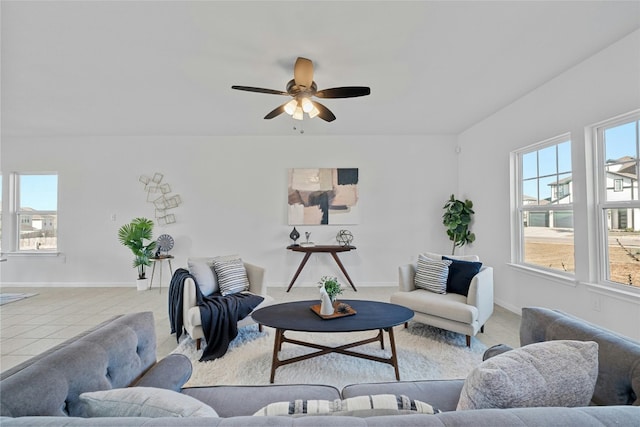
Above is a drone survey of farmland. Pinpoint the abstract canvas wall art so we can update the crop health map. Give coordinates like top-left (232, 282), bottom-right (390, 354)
top-left (288, 168), bottom-right (359, 225)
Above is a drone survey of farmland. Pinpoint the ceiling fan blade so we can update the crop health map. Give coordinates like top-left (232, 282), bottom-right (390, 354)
top-left (294, 57), bottom-right (314, 89)
top-left (311, 101), bottom-right (336, 122)
top-left (315, 86), bottom-right (371, 99)
top-left (264, 102), bottom-right (288, 120)
top-left (231, 86), bottom-right (288, 96)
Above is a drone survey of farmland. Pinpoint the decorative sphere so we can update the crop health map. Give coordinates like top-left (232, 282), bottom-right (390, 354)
top-left (336, 230), bottom-right (354, 246)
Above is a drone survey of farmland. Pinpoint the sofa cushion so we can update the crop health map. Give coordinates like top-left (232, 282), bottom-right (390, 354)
top-left (187, 258), bottom-right (218, 296)
top-left (391, 290), bottom-right (478, 325)
top-left (213, 257), bottom-right (250, 296)
top-left (253, 394), bottom-right (440, 416)
top-left (457, 340), bottom-right (599, 410)
top-left (79, 387), bottom-right (219, 418)
top-left (443, 256), bottom-right (482, 297)
top-left (415, 255), bottom-right (452, 294)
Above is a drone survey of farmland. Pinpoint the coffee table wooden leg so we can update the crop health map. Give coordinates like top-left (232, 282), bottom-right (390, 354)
top-left (286, 253), bottom-right (312, 292)
top-left (270, 328), bottom-right (284, 383)
top-left (378, 329), bottom-right (385, 349)
top-left (387, 327), bottom-right (400, 380)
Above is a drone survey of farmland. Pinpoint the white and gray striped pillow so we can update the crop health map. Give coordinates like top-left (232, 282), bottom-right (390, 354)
top-left (213, 257), bottom-right (250, 296)
top-left (415, 254), bottom-right (452, 294)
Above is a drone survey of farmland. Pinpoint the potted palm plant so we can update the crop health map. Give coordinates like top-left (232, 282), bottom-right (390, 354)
top-left (118, 217), bottom-right (156, 290)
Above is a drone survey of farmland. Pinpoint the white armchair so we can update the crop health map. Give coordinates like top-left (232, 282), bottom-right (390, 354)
top-left (183, 259), bottom-right (273, 350)
top-left (390, 252), bottom-right (493, 347)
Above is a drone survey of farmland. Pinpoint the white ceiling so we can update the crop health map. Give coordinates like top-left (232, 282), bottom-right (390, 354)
top-left (2, 1), bottom-right (639, 137)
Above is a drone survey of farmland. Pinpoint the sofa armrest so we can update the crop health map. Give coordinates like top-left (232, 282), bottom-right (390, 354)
top-left (134, 354), bottom-right (193, 392)
top-left (466, 266), bottom-right (494, 326)
top-left (482, 344), bottom-right (513, 361)
top-left (398, 264), bottom-right (417, 292)
top-left (244, 262), bottom-right (266, 296)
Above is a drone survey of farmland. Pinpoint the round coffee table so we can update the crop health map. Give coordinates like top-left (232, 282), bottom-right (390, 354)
top-left (251, 299), bottom-right (414, 383)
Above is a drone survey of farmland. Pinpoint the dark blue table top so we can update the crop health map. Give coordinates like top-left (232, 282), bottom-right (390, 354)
top-left (251, 299), bottom-right (414, 333)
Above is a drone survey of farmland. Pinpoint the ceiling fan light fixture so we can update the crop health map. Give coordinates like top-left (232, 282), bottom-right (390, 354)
top-left (301, 97), bottom-right (313, 113)
top-left (293, 106), bottom-right (304, 120)
top-left (308, 105), bottom-right (320, 119)
top-left (284, 99), bottom-right (298, 115)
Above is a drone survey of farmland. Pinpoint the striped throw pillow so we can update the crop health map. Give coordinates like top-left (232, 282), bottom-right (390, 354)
top-left (415, 254), bottom-right (452, 294)
top-left (212, 257), bottom-right (250, 296)
top-left (253, 394), bottom-right (440, 416)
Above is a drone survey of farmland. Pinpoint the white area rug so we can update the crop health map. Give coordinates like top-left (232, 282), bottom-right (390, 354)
top-left (0, 293), bottom-right (38, 306)
top-left (173, 323), bottom-right (486, 389)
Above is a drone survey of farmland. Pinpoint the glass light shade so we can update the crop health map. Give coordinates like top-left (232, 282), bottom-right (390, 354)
top-left (293, 106), bottom-right (304, 120)
top-left (308, 106), bottom-right (320, 119)
top-left (284, 99), bottom-right (298, 115)
top-left (301, 98), bottom-right (313, 113)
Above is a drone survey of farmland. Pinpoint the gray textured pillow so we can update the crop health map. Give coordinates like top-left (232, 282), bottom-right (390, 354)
top-left (187, 258), bottom-right (218, 296)
top-left (79, 387), bottom-right (219, 417)
top-left (457, 340), bottom-right (598, 410)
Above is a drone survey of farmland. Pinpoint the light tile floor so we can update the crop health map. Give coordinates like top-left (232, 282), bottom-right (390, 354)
top-left (0, 285), bottom-right (521, 373)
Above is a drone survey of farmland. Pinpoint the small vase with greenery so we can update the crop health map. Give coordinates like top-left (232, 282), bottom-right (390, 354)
top-left (442, 194), bottom-right (476, 255)
top-left (318, 276), bottom-right (343, 302)
top-left (118, 217), bottom-right (156, 281)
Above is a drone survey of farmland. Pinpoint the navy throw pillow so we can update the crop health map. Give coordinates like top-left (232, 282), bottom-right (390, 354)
top-left (442, 256), bottom-right (482, 296)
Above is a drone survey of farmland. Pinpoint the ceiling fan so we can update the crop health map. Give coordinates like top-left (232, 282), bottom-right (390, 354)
top-left (231, 57), bottom-right (370, 122)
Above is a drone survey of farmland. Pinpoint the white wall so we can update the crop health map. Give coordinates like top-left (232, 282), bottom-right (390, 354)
top-left (0, 134), bottom-right (458, 288)
top-left (458, 30), bottom-right (640, 340)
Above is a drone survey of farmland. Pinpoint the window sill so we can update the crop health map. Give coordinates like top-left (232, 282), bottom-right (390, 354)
top-left (2, 251), bottom-right (62, 258)
top-left (582, 282), bottom-right (640, 302)
top-left (507, 263), bottom-right (578, 287)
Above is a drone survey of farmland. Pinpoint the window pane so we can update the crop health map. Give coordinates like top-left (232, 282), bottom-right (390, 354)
top-left (20, 175), bottom-right (57, 210)
top-left (538, 175), bottom-right (555, 202)
top-left (538, 145), bottom-right (557, 177)
top-left (605, 121), bottom-right (636, 162)
top-left (523, 212), bottom-right (574, 273)
top-left (605, 208), bottom-right (640, 288)
top-left (557, 141), bottom-right (572, 173)
top-left (522, 151), bottom-right (537, 180)
top-left (18, 213), bottom-right (58, 250)
top-left (522, 179), bottom-right (538, 204)
top-left (604, 121), bottom-right (639, 202)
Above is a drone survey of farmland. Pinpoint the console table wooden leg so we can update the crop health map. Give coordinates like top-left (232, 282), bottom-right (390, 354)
top-left (330, 252), bottom-right (357, 291)
top-left (286, 252), bottom-right (313, 292)
top-left (387, 326), bottom-right (400, 380)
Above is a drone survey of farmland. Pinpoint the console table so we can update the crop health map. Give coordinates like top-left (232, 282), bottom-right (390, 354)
top-left (286, 245), bottom-right (357, 292)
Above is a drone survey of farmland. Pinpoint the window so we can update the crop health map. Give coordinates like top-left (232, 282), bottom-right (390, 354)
top-left (15, 173), bottom-right (58, 251)
top-left (0, 174), bottom-right (2, 252)
top-left (513, 135), bottom-right (574, 273)
top-left (595, 111), bottom-right (640, 289)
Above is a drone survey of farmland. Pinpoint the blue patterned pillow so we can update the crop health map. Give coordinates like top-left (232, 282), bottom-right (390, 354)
top-left (213, 257), bottom-right (250, 296)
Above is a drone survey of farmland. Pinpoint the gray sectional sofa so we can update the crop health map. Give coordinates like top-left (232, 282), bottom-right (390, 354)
top-left (1, 308), bottom-right (639, 426)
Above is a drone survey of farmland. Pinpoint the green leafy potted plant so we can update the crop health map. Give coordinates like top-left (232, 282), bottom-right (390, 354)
top-left (318, 276), bottom-right (343, 302)
top-left (442, 194), bottom-right (476, 255)
top-left (118, 217), bottom-right (156, 290)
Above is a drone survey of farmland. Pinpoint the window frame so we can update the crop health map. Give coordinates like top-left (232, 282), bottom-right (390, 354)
top-left (511, 133), bottom-right (575, 276)
top-left (10, 171), bottom-right (59, 254)
top-left (593, 110), bottom-right (640, 291)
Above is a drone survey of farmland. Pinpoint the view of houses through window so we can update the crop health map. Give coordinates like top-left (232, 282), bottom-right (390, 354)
top-left (17, 173), bottom-right (58, 251)
top-left (598, 113), bottom-right (640, 288)
top-left (517, 136), bottom-right (574, 273)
